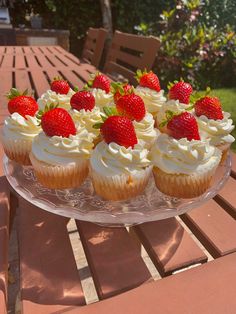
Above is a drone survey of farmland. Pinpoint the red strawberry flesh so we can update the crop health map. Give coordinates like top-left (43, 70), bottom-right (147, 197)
top-left (168, 81), bottom-right (193, 104)
top-left (41, 108), bottom-right (76, 138)
top-left (8, 95), bottom-right (38, 118)
top-left (92, 74), bottom-right (110, 93)
top-left (70, 91), bottom-right (95, 111)
top-left (116, 94), bottom-right (146, 122)
top-left (167, 112), bottom-right (200, 141)
top-left (51, 80), bottom-right (70, 95)
top-left (101, 116), bottom-right (138, 148)
top-left (195, 96), bottom-right (223, 120)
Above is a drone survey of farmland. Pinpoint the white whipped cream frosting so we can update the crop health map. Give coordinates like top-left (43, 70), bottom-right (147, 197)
top-left (156, 99), bottom-right (190, 127)
top-left (37, 88), bottom-right (75, 110)
top-left (90, 141), bottom-right (151, 176)
top-left (90, 88), bottom-right (114, 108)
top-left (71, 107), bottom-right (102, 137)
top-left (150, 133), bottom-right (221, 175)
top-left (135, 86), bottom-right (166, 117)
top-left (196, 112), bottom-right (235, 146)
top-left (32, 129), bottom-right (94, 165)
top-left (2, 112), bottom-right (41, 141)
top-left (133, 113), bottom-right (159, 148)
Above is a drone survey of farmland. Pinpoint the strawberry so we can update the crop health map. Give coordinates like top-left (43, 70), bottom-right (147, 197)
top-left (168, 80), bottom-right (193, 104)
top-left (70, 91), bottom-right (95, 111)
top-left (100, 115), bottom-right (137, 148)
top-left (116, 94), bottom-right (146, 122)
top-left (165, 112), bottom-right (200, 141)
top-left (7, 88), bottom-right (38, 118)
top-left (50, 77), bottom-right (70, 95)
top-left (135, 69), bottom-right (161, 92)
top-left (195, 96), bottom-right (223, 120)
top-left (111, 82), bottom-right (133, 104)
top-left (87, 72), bottom-right (110, 93)
top-left (41, 108), bottom-right (76, 138)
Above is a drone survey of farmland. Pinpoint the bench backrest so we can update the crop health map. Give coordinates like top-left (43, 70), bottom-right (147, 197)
top-left (104, 30), bottom-right (160, 84)
top-left (82, 27), bottom-right (108, 68)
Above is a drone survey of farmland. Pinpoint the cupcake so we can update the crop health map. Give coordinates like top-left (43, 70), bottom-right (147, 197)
top-left (2, 88), bottom-right (41, 165)
top-left (150, 112), bottom-right (221, 198)
top-left (30, 107), bottom-right (94, 189)
top-left (37, 78), bottom-right (75, 110)
top-left (194, 96), bottom-right (235, 161)
top-left (87, 72), bottom-right (113, 108)
top-left (90, 115), bottom-right (152, 201)
top-left (134, 70), bottom-right (166, 117)
top-left (70, 90), bottom-right (103, 144)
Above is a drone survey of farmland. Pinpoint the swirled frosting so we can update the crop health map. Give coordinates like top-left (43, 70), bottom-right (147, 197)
top-left (133, 113), bottom-right (159, 148)
top-left (196, 112), bottom-right (235, 146)
top-left (150, 133), bottom-right (221, 174)
top-left (135, 86), bottom-right (166, 117)
top-left (156, 99), bottom-right (190, 127)
top-left (91, 88), bottom-right (114, 108)
top-left (90, 141), bottom-right (151, 176)
top-left (32, 129), bottom-right (94, 165)
top-left (71, 107), bottom-right (102, 137)
top-left (37, 89), bottom-right (75, 110)
top-left (2, 112), bottom-right (41, 141)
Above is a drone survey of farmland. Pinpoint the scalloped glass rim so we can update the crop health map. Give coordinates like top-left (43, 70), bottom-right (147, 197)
top-left (3, 154), bottom-right (231, 226)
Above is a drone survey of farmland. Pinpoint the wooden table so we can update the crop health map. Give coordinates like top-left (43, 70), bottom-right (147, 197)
top-left (1, 46), bottom-right (236, 314)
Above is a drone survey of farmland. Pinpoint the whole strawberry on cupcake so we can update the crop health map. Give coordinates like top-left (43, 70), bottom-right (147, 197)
top-left (37, 77), bottom-right (75, 110)
top-left (194, 92), bottom-right (234, 162)
top-left (90, 108), bottom-right (152, 201)
top-left (116, 91), bottom-right (159, 149)
top-left (157, 79), bottom-right (193, 130)
top-left (134, 69), bottom-right (166, 118)
top-left (111, 82), bottom-right (133, 104)
top-left (30, 106), bottom-right (94, 189)
top-left (86, 72), bottom-right (113, 108)
top-left (151, 111), bottom-right (221, 198)
top-left (2, 88), bottom-right (41, 165)
top-left (70, 90), bottom-right (102, 144)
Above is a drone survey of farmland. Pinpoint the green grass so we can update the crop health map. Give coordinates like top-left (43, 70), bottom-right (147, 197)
top-left (209, 88), bottom-right (236, 151)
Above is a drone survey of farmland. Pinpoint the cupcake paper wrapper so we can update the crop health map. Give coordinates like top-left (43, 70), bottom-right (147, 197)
top-left (153, 155), bottom-right (221, 199)
top-left (89, 165), bottom-right (153, 201)
top-left (30, 153), bottom-right (89, 189)
top-left (2, 137), bottom-right (32, 165)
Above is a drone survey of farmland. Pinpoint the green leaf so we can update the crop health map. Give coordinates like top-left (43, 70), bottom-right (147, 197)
top-left (93, 122), bottom-right (103, 129)
top-left (103, 106), bottom-right (118, 117)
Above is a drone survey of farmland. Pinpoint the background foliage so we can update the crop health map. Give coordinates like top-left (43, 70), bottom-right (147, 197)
top-left (9, 0), bottom-right (236, 89)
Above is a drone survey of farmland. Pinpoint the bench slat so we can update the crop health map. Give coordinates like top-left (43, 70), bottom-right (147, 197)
top-left (18, 201), bottom-right (85, 306)
top-left (214, 176), bottom-right (236, 218)
top-left (76, 221), bottom-right (152, 300)
top-left (133, 218), bottom-right (207, 276)
top-left (181, 200), bottom-right (236, 258)
top-left (69, 252), bottom-right (236, 314)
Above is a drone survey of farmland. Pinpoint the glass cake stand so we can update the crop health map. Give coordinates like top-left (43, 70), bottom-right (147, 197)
top-left (3, 154), bottom-right (231, 226)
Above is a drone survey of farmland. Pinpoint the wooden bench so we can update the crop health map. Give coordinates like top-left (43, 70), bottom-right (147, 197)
top-left (0, 177), bottom-right (10, 314)
top-left (104, 30), bottom-right (160, 84)
top-left (82, 27), bottom-right (108, 68)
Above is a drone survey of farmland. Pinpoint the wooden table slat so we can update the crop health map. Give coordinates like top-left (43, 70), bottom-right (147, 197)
top-left (76, 221), bottom-right (152, 300)
top-left (15, 70), bottom-right (32, 94)
top-left (214, 176), bottom-right (236, 218)
top-left (231, 153), bottom-right (236, 179)
top-left (14, 54), bottom-right (27, 69)
top-left (1, 54), bottom-right (14, 68)
top-left (181, 199), bottom-right (236, 258)
top-left (30, 69), bottom-right (50, 98)
top-left (60, 68), bottom-right (85, 89)
top-left (18, 201), bottom-right (86, 306)
top-left (133, 218), bottom-right (207, 277)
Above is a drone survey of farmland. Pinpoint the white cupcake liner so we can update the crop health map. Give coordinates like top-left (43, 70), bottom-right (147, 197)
top-left (89, 165), bottom-right (153, 201)
top-left (30, 153), bottom-right (89, 189)
top-left (2, 137), bottom-right (32, 165)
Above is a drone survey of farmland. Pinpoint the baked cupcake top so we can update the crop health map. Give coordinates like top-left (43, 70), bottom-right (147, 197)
top-left (2, 112), bottom-right (41, 140)
top-left (150, 133), bottom-right (221, 175)
top-left (37, 88), bottom-right (75, 110)
top-left (32, 129), bottom-right (94, 165)
top-left (90, 141), bottom-right (151, 176)
top-left (196, 112), bottom-right (235, 146)
top-left (133, 112), bottom-right (159, 148)
top-left (135, 86), bottom-right (166, 116)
